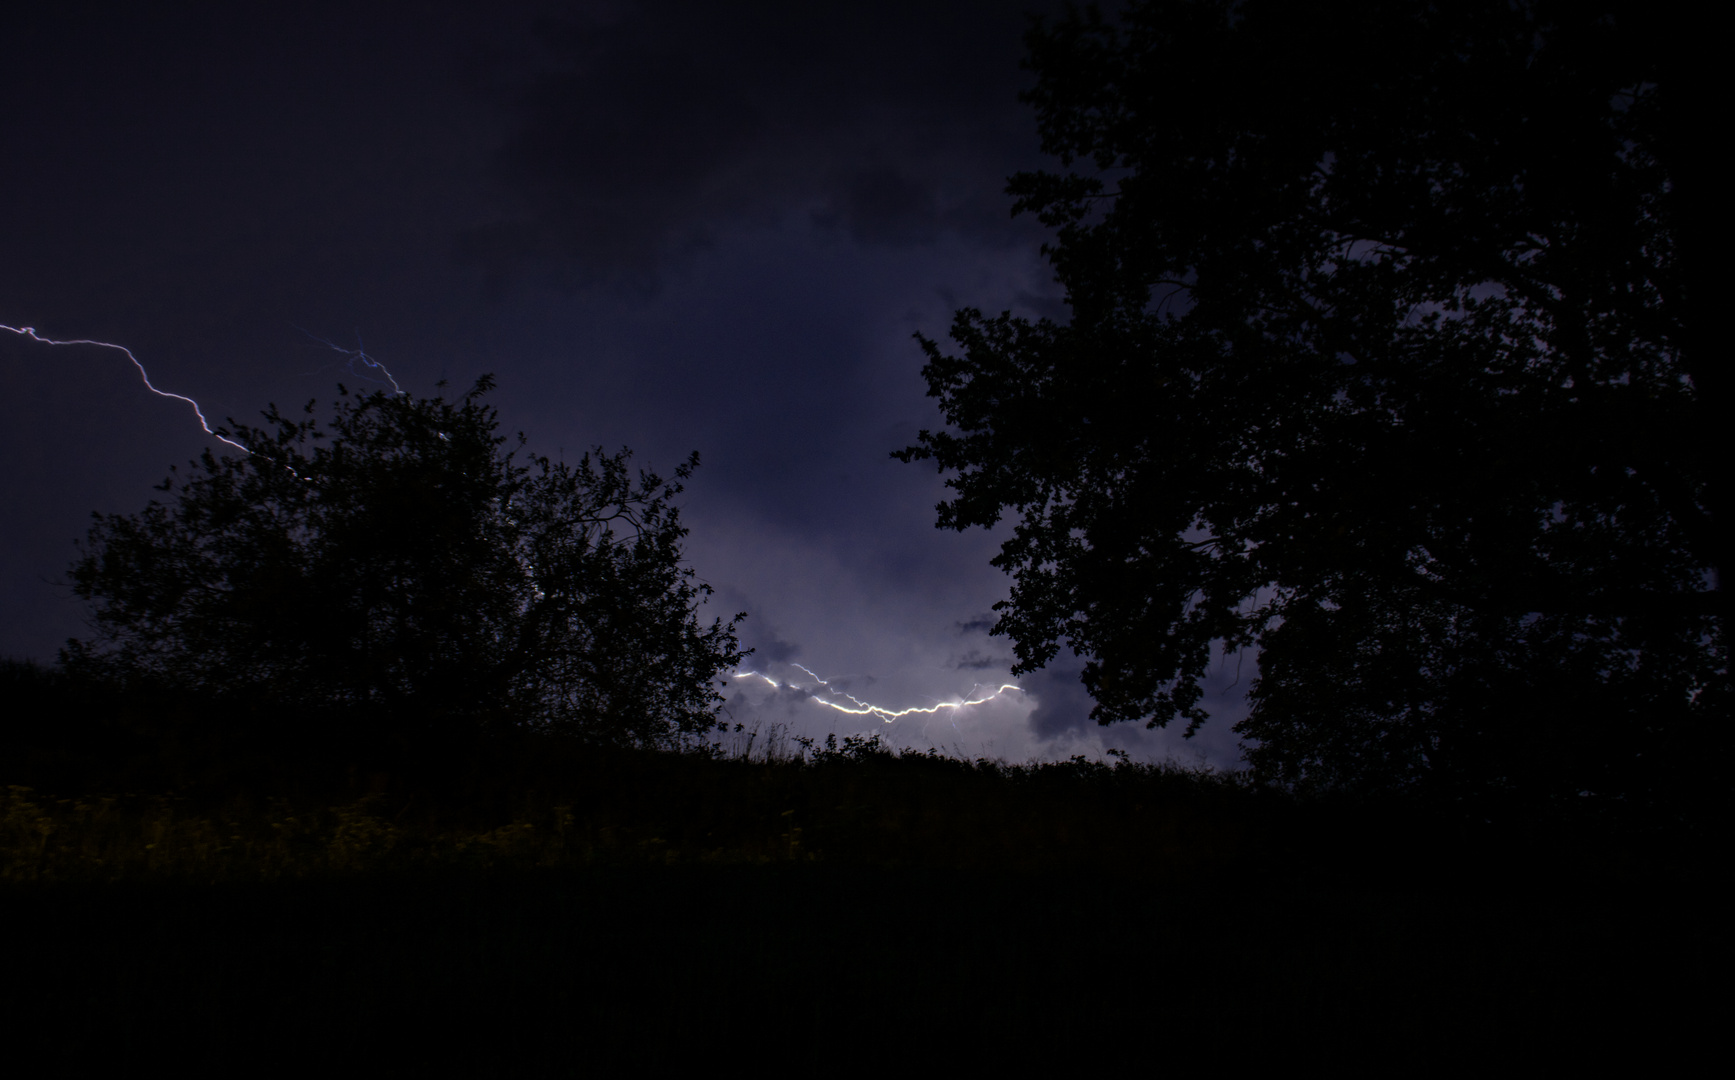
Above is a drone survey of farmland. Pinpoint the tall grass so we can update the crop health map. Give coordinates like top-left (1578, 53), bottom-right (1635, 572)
top-left (0, 657), bottom-right (1710, 888)
top-left (0, 729), bottom-right (1264, 884)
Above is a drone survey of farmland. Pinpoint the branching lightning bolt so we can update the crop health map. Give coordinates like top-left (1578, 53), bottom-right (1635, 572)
top-left (732, 663), bottom-right (1024, 723)
top-left (6, 324), bottom-right (408, 456)
top-left (4, 324), bottom-right (250, 452)
top-left (297, 328), bottom-right (404, 394)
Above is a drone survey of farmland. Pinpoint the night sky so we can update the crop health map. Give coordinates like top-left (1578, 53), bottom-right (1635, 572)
top-left (2, 2), bottom-right (1248, 766)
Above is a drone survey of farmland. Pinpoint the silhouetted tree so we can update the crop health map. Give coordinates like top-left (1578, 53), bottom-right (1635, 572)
top-left (899, 1), bottom-right (1722, 807)
top-left (67, 377), bottom-right (745, 748)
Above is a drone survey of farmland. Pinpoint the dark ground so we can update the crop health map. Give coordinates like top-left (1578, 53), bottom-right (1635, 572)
top-left (5, 859), bottom-right (1721, 1070)
top-left (3, 660), bottom-right (1724, 1070)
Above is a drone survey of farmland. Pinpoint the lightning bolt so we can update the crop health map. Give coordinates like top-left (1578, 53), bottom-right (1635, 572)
top-left (298, 328), bottom-right (404, 394)
top-left (6, 324), bottom-right (409, 458)
top-left (4, 324), bottom-right (251, 452)
top-left (732, 664), bottom-right (1024, 723)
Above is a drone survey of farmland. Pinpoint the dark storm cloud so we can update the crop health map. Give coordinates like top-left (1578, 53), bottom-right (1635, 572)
top-left (951, 615), bottom-right (1013, 674)
top-left (460, 0), bottom-right (1060, 282)
top-left (1022, 642), bottom-right (1256, 766)
top-left (747, 629), bottom-right (802, 664)
top-left (1023, 654), bottom-right (1097, 740)
top-left (704, 587), bottom-right (799, 665)
top-left (952, 650), bottom-right (1004, 672)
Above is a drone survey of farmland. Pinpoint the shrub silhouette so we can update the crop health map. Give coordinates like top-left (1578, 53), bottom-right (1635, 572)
top-left (63, 377), bottom-right (745, 749)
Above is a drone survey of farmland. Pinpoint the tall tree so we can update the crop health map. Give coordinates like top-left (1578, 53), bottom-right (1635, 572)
top-left (899, 0), bottom-right (1722, 805)
top-left (67, 378), bottom-right (746, 748)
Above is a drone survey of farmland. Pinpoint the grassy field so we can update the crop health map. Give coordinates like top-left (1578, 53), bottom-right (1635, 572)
top-left (2, 660), bottom-right (1724, 1068)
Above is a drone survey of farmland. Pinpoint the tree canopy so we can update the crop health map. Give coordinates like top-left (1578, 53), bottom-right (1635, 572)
top-left (66, 378), bottom-right (745, 748)
top-left (898, 0), bottom-right (1722, 806)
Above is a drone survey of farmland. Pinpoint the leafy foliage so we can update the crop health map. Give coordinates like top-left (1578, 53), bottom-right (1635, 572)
top-left (66, 378), bottom-right (745, 747)
top-left (898, 1), bottom-right (1723, 804)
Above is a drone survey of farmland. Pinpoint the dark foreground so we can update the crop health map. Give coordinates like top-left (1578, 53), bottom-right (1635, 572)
top-left (3, 662), bottom-right (1725, 1068)
top-left (5, 861), bottom-right (1723, 1070)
